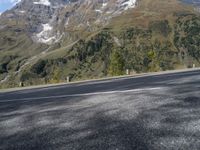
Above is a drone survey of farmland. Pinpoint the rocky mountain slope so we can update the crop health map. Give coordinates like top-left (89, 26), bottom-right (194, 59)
top-left (0, 0), bottom-right (200, 88)
top-left (0, 0), bottom-right (137, 44)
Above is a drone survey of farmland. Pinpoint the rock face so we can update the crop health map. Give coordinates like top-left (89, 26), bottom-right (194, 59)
top-left (0, 0), bottom-right (137, 44)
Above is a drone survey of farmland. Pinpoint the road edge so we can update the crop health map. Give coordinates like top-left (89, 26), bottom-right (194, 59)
top-left (0, 68), bottom-right (199, 93)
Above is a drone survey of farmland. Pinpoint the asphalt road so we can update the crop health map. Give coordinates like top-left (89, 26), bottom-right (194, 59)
top-left (0, 70), bottom-right (200, 150)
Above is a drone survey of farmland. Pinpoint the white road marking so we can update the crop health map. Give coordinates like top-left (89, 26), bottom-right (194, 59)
top-left (0, 87), bottom-right (163, 103)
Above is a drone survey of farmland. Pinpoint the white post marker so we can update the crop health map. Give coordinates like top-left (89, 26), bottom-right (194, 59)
top-left (67, 76), bottom-right (70, 83)
top-left (19, 82), bottom-right (24, 87)
top-left (126, 69), bottom-right (130, 75)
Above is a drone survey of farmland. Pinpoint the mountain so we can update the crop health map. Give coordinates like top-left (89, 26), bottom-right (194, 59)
top-left (0, 0), bottom-right (200, 88)
top-left (0, 0), bottom-right (137, 44)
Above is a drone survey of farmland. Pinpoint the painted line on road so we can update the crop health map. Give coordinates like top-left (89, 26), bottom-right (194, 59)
top-left (0, 87), bottom-right (163, 103)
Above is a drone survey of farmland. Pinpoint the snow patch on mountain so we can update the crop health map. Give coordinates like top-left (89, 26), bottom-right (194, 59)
top-left (95, 9), bottom-right (103, 13)
top-left (120, 0), bottom-right (137, 10)
top-left (35, 23), bottom-right (55, 44)
top-left (18, 10), bottom-right (25, 13)
top-left (102, 2), bottom-right (107, 8)
top-left (41, 23), bottom-right (52, 32)
top-left (33, 0), bottom-right (51, 6)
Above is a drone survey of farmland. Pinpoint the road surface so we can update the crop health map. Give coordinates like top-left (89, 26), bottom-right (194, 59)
top-left (0, 70), bottom-right (200, 150)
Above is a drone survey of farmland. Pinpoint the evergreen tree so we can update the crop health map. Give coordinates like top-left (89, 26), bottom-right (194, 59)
top-left (109, 50), bottom-right (125, 76)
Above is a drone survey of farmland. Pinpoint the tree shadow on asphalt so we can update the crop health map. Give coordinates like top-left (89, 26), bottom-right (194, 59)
top-left (1, 97), bottom-right (200, 149)
top-left (0, 107), bottom-right (155, 150)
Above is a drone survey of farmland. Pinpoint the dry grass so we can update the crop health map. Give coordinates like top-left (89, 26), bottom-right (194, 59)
top-left (107, 0), bottom-right (194, 30)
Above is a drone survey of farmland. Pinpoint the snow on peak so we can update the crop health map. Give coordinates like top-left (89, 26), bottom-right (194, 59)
top-left (33, 0), bottom-right (51, 6)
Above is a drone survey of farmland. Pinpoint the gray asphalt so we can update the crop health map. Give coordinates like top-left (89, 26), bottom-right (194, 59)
top-left (0, 70), bottom-right (200, 150)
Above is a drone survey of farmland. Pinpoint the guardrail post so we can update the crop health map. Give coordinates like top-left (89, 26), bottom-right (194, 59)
top-left (67, 76), bottom-right (70, 83)
top-left (126, 69), bottom-right (130, 75)
top-left (19, 82), bottom-right (24, 87)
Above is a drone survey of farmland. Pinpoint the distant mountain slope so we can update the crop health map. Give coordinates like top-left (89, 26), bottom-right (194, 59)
top-left (0, 0), bottom-right (200, 88)
top-left (181, 0), bottom-right (200, 6)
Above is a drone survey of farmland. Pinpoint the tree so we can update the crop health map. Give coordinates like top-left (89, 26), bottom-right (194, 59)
top-left (109, 50), bottom-right (125, 76)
